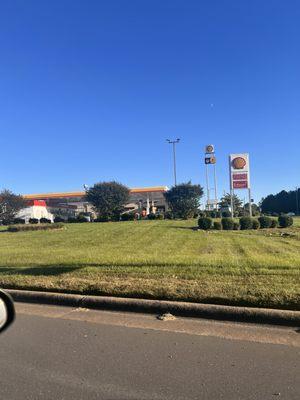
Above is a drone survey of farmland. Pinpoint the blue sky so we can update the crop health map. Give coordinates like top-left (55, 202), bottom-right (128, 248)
top-left (0, 0), bottom-right (299, 202)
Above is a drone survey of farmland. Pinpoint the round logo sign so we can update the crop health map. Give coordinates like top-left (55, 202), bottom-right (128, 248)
top-left (205, 144), bottom-right (214, 154)
top-left (232, 157), bottom-right (246, 169)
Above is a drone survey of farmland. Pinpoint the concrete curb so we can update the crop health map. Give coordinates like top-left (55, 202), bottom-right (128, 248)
top-left (6, 289), bottom-right (300, 327)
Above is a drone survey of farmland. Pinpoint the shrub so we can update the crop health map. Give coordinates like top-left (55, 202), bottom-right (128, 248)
top-left (164, 211), bottom-right (174, 219)
top-left (278, 215), bottom-right (293, 228)
top-left (8, 223), bottom-right (64, 232)
top-left (54, 216), bottom-right (65, 223)
top-left (258, 216), bottom-right (272, 229)
top-left (252, 219), bottom-right (260, 230)
top-left (13, 218), bottom-right (25, 224)
top-left (155, 214), bottom-right (164, 220)
top-left (94, 215), bottom-right (109, 222)
top-left (221, 217), bottom-right (235, 230)
top-left (40, 217), bottom-right (51, 224)
top-left (270, 219), bottom-right (278, 228)
top-left (147, 213), bottom-right (156, 220)
top-left (121, 213), bottom-right (135, 221)
top-left (29, 218), bottom-right (39, 224)
top-left (222, 211), bottom-right (231, 218)
top-left (198, 217), bottom-right (212, 230)
top-left (239, 217), bottom-right (253, 230)
top-left (76, 215), bottom-right (88, 223)
top-left (233, 221), bottom-right (240, 230)
top-left (67, 217), bottom-right (77, 223)
top-left (213, 221), bottom-right (222, 230)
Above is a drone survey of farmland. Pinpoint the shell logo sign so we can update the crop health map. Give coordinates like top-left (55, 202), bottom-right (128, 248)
top-left (232, 156), bottom-right (246, 170)
top-left (229, 153), bottom-right (250, 189)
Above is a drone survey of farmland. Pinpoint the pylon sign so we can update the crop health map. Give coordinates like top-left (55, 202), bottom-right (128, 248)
top-left (229, 153), bottom-right (250, 189)
top-left (205, 145), bottom-right (218, 209)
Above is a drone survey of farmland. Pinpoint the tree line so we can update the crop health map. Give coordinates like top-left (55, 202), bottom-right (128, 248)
top-left (260, 188), bottom-right (299, 215)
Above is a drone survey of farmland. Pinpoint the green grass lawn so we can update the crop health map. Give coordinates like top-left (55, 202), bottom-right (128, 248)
top-left (0, 218), bottom-right (299, 310)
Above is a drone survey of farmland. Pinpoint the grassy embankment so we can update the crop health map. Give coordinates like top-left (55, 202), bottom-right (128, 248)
top-left (0, 218), bottom-right (299, 310)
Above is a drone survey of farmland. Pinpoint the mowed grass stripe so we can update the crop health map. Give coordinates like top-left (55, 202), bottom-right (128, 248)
top-left (0, 219), bottom-right (299, 309)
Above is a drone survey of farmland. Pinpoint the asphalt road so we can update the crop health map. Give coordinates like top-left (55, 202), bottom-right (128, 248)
top-left (0, 303), bottom-right (299, 400)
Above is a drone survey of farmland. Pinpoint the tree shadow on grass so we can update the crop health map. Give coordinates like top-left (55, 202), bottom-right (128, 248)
top-left (0, 265), bottom-right (83, 277)
top-left (165, 226), bottom-right (199, 231)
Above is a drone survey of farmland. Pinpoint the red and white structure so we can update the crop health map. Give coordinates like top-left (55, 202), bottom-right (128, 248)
top-left (16, 200), bottom-right (54, 223)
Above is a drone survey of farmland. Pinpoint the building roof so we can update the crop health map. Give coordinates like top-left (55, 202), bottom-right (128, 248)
top-left (23, 186), bottom-right (168, 200)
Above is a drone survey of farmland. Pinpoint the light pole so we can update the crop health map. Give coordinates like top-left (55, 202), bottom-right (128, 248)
top-left (166, 138), bottom-right (180, 186)
top-left (296, 187), bottom-right (299, 216)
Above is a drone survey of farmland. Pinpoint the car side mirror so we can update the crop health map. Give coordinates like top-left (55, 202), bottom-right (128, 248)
top-left (0, 290), bottom-right (15, 333)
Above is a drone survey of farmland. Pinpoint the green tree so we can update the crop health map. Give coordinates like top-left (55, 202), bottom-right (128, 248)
top-left (0, 189), bottom-right (26, 223)
top-left (85, 181), bottom-right (130, 220)
top-left (164, 182), bottom-right (204, 219)
top-left (219, 193), bottom-right (243, 210)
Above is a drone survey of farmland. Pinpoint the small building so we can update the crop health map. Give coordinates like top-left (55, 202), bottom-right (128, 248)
top-left (16, 200), bottom-right (54, 222)
top-left (23, 186), bottom-right (168, 219)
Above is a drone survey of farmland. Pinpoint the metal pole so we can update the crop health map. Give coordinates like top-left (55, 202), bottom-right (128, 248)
top-left (173, 142), bottom-right (177, 186)
top-left (213, 163), bottom-right (218, 210)
top-left (205, 163), bottom-right (210, 210)
top-left (230, 189), bottom-right (234, 218)
top-left (166, 139), bottom-right (180, 186)
top-left (248, 188), bottom-right (252, 217)
top-left (296, 187), bottom-right (299, 215)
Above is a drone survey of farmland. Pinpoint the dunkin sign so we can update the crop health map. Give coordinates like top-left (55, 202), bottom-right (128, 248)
top-left (229, 153), bottom-right (250, 189)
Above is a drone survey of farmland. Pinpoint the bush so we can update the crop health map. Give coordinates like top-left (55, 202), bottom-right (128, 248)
top-left (40, 217), bottom-right (51, 224)
top-left (164, 211), bottom-right (174, 219)
top-left (76, 215), bottom-right (88, 223)
top-left (198, 217), bottom-right (212, 230)
top-left (222, 211), bottom-right (231, 218)
top-left (67, 217), bottom-right (77, 223)
top-left (270, 219), bottom-right (278, 228)
top-left (54, 216), bottom-right (65, 223)
top-left (258, 216), bottom-right (272, 229)
top-left (221, 217), bottom-right (235, 230)
top-left (94, 215), bottom-right (110, 222)
top-left (278, 215), bottom-right (293, 228)
top-left (155, 214), bottom-right (164, 220)
top-left (213, 221), bottom-right (222, 230)
top-left (233, 221), bottom-right (240, 230)
top-left (121, 213), bottom-right (135, 221)
top-left (8, 223), bottom-right (64, 232)
top-left (252, 219), bottom-right (260, 230)
top-left (13, 218), bottom-right (25, 224)
top-left (239, 217), bottom-right (253, 230)
top-left (147, 213), bottom-right (156, 220)
top-left (29, 218), bottom-right (39, 224)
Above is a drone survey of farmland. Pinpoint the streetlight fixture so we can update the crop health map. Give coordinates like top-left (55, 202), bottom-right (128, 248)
top-left (166, 138), bottom-right (180, 186)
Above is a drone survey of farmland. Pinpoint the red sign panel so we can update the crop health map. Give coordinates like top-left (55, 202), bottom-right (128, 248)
top-left (233, 181), bottom-right (248, 189)
top-left (233, 173), bottom-right (248, 180)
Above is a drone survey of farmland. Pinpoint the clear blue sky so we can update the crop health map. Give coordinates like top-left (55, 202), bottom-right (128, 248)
top-left (1, 0), bottom-right (299, 202)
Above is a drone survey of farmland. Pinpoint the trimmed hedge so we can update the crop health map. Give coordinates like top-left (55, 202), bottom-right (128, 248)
top-left (252, 219), bottom-right (260, 230)
top-left (40, 217), bottom-right (51, 224)
top-left (198, 217), bottom-right (212, 230)
top-left (29, 218), bottom-right (39, 224)
top-left (278, 215), bottom-right (293, 228)
top-left (213, 221), bottom-right (222, 230)
top-left (221, 218), bottom-right (235, 230)
top-left (258, 216), bottom-right (272, 229)
top-left (164, 211), bottom-right (174, 220)
top-left (13, 218), bottom-right (25, 225)
top-left (54, 216), bottom-right (65, 223)
top-left (8, 223), bottom-right (64, 232)
top-left (121, 213), bottom-right (135, 221)
top-left (270, 219), bottom-right (278, 228)
top-left (233, 221), bottom-right (240, 230)
top-left (239, 217), bottom-right (253, 230)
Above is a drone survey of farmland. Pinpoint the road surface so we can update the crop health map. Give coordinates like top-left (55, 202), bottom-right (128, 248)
top-left (0, 303), bottom-right (299, 400)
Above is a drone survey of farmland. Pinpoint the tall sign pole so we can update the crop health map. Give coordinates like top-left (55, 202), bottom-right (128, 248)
top-left (205, 145), bottom-right (217, 210)
top-left (229, 153), bottom-right (252, 217)
top-left (167, 138), bottom-right (180, 186)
